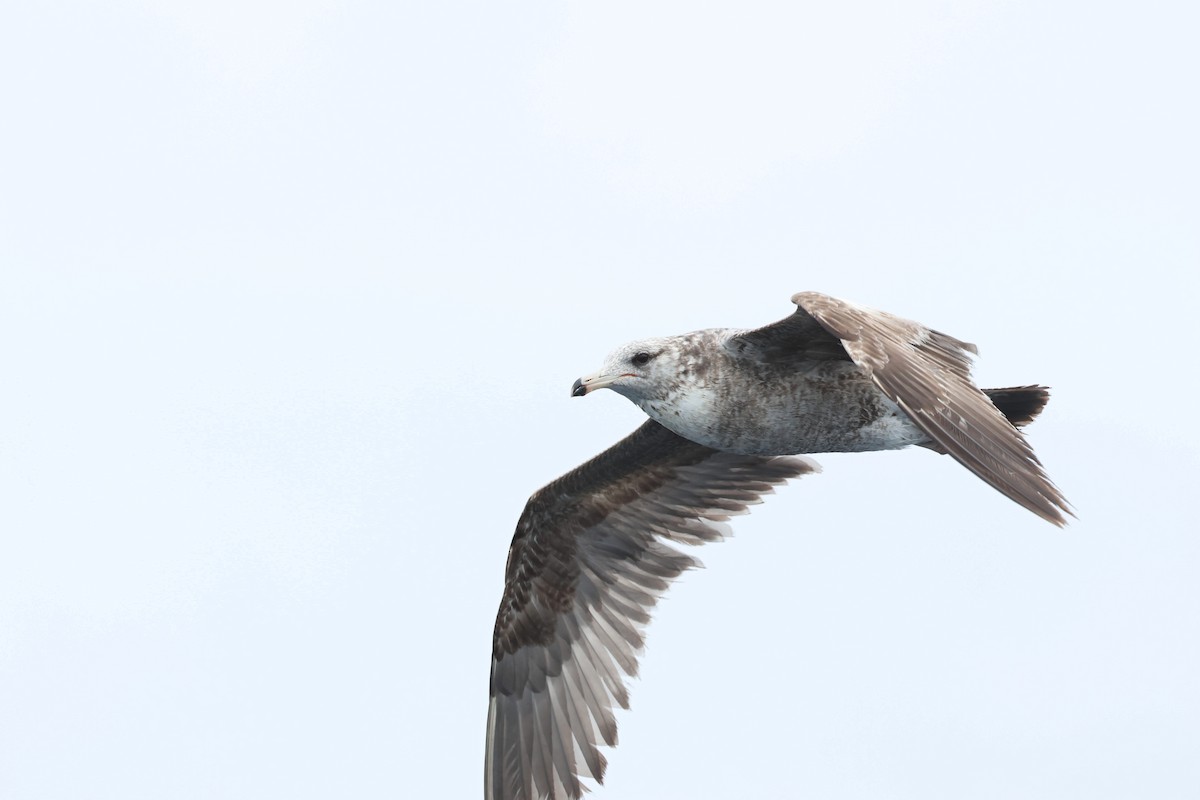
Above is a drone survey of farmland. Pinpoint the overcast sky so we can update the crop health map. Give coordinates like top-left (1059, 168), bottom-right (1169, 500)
top-left (2, 1), bottom-right (1198, 798)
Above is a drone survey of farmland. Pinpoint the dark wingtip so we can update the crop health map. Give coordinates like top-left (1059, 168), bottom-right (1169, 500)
top-left (571, 378), bottom-right (587, 397)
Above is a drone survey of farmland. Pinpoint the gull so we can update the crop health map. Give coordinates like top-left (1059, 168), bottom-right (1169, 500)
top-left (486, 291), bottom-right (1071, 800)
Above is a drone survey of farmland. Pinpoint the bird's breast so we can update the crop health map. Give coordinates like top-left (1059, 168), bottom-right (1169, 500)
top-left (640, 366), bottom-right (927, 456)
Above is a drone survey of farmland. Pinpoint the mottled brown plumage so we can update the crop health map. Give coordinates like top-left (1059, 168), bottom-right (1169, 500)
top-left (734, 293), bottom-right (1070, 524)
top-left (487, 421), bottom-right (815, 800)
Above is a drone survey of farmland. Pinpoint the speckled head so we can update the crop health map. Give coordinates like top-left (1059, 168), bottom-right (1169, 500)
top-left (571, 336), bottom-right (692, 403)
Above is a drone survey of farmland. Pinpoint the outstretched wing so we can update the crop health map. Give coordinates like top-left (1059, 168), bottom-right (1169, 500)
top-left (487, 420), bottom-right (817, 800)
top-left (731, 291), bottom-right (1072, 526)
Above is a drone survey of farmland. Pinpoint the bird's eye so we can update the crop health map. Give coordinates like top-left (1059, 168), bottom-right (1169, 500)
top-left (632, 352), bottom-right (652, 366)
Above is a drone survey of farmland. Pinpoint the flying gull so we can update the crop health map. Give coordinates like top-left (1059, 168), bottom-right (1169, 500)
top-left (486, 291), bottom-right (1072, 800)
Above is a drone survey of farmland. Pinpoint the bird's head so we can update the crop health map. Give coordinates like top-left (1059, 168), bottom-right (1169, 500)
top-left (571, 337), bottom-right (677, 402)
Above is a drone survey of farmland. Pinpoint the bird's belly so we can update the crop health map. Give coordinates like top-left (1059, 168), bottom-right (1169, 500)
top-left (644, 380), bottom-right (929, 456)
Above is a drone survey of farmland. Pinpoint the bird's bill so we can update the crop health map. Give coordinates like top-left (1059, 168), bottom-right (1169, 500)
top-left (571, 371), bottom-right (623, 397)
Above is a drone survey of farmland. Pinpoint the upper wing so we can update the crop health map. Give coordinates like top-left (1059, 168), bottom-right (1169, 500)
top-left (487, 420), bottom-right (817, 800)
top-left (782, 291), bottom-right (1072, 526)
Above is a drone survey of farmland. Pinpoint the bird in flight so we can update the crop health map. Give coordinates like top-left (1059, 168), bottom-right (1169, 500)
top-left (486, 291), bottom-right (1071, 800)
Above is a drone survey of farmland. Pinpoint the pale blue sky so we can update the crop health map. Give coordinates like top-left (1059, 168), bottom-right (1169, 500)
top-left (2, 1), bottom-right (1198, 798)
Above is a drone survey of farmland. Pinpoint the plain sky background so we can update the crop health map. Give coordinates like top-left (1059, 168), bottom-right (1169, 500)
top-left (2, 1), bottom-right (1198, 798)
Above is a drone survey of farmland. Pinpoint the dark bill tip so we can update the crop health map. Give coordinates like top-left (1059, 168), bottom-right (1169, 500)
top-left (571, 378), bottom-right (587, 397)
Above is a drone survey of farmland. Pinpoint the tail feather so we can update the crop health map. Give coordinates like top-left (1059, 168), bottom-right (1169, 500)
top-left (984, 385), bottom-right (1051, 428)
